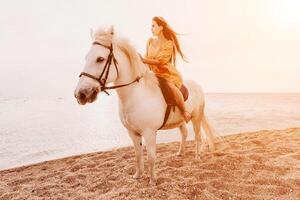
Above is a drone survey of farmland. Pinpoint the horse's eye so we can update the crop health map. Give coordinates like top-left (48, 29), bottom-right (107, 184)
top-left (96, 57), bottom-right (104, 63)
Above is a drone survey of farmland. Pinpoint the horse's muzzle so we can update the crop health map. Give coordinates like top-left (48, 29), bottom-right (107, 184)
top-left (74, 87), bottom-right (99, 105)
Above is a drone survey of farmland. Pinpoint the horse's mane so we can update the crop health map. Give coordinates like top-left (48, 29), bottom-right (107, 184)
top-left (93, 27), bottom-right (159, 88)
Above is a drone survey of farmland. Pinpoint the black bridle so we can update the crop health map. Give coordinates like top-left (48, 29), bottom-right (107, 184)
top-left (79, 41), bottom-right (142, 95)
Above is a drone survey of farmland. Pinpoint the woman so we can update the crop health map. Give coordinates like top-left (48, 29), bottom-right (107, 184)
top-left (141, 16), bottom-right (191, 123)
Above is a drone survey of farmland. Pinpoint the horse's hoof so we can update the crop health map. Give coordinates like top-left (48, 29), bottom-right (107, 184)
top-left (133, 172), bottom-right (142, 179)
top-left (149, 178), bottom-right (157, 186)
top-left (200, 145), bottom-right (208, 153)
top-left (176, 151), bottom-right (184, 156)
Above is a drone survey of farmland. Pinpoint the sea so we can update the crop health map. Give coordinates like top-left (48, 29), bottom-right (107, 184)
top-left (0, 66), bottom-right (299, 170)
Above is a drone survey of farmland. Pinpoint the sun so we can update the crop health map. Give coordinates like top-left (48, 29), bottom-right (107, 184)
top-left (264, 0), bottom-right (300, 30)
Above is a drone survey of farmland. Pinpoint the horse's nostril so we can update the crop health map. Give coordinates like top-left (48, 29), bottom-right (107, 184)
top-left (79, 91), bottom-right (86, 100)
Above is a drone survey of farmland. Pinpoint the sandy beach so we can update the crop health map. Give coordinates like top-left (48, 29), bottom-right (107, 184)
top-left (0, 127), bottom-right (299, 200)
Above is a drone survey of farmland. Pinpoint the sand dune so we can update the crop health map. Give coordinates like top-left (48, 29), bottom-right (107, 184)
top-left (1, 128), bottom-right (300, 200)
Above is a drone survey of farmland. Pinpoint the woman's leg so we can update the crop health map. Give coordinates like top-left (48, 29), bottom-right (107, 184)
top-left (166, 82), bottom-right (191, 122)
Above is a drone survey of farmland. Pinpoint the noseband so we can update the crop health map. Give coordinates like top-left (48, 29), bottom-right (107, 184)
top-left (79, 41), bottom-right (142, 95)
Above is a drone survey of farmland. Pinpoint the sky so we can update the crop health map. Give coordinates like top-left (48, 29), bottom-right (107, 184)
top-left (1, 0), bottom-right (300, 93)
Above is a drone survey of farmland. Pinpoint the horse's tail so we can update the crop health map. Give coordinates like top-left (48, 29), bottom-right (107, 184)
top-left (201, 112), bottom-right (223, 151)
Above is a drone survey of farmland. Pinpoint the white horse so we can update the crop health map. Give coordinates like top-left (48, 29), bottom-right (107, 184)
top-left (74, 26), bottom-right (221, 185)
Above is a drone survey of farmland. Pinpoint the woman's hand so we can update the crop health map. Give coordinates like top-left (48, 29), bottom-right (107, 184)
top-left (138, 53), bottom-right (161, 65)
top-left (141, 57), bottom-right (161, 65)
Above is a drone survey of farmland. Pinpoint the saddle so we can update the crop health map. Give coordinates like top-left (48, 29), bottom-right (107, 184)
top-left (157, 77), bottom-right (189, 130)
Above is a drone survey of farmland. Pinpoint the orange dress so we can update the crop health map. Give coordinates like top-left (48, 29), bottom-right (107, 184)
top-left (146, 38), bottom-right (183, 88)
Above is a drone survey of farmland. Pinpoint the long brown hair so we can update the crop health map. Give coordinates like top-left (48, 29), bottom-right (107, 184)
top-left (153, 16), bottom-right (187, 66)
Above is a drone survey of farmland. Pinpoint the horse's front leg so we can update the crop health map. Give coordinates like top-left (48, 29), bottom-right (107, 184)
top-left (177, 123), bottom-right (188, 156)
top-left (127, 129), bottom-right (144, 179)
top-left (143, 129), bottom-right (157, 185)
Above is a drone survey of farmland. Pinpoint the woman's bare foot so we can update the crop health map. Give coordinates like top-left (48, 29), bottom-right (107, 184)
top-left (183, 111), bottom-right (191, 123)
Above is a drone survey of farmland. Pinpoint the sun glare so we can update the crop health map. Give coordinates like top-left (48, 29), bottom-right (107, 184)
top-left (264, 0), bottom-right (300, 30)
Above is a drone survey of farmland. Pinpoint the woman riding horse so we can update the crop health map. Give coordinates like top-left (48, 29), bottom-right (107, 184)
top-left (140, 16), bottom-right (191, 123)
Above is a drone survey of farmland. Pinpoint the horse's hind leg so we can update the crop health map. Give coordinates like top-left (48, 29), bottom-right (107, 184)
top-left (177, 123), bottom-right (188, 156)
top-left (128, 129), bottom-right (144, 179)
top-left (191, 109), bottom-right (206, 159)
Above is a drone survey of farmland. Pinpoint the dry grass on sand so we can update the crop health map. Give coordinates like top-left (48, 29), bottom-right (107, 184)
top-left (1, 128), bottom-right (300, 200)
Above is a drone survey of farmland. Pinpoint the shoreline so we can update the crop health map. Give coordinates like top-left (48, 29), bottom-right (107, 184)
top-left (1, 127), bottom-right (298, 172)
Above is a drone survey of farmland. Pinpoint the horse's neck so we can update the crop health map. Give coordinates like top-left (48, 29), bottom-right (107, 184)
top-left (112, 45), bottom-right (160, 103)
top-left (114, 64), bottom-right (158, 103)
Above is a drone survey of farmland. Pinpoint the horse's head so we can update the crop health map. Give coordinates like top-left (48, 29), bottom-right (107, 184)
top-left (74, 26), bottom-right (147, 105)
top-left (74, 26), bottom-right (120, 105)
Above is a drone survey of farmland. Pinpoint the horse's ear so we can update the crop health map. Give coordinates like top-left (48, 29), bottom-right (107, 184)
top-left (90, 28), bottom-right (94, 40)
